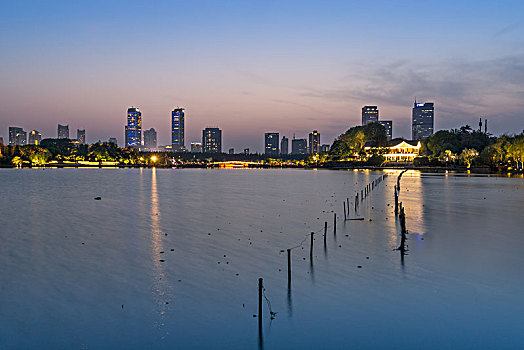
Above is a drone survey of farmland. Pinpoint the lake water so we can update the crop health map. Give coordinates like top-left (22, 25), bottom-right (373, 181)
top-left (1, 168), bottom-right (523, 349)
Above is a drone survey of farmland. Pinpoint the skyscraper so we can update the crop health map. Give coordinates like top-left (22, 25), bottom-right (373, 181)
top-left (125, 107), bottom-right (142, 147)
top-left (202, 127), bottom-right (222, 153)
top-left (58, 124), bottom-right (69, 139)
top-left (9, 127), bottom-right (27, 145)
top-left (308, 130), bottom-right (320, 154)
top-left (412, 101), bottom-right (434, 140)
top-left (108, 137), bottom-right (118, 146)
top-left (172, 107), bottom-right (185, 151)
top-left (378, 121), bottom-right (393, 140)
top-left (144, 128), bottom-right (157, 148)
top-left (77, 129), bottom-right (86, 144)
top-left (264, 132), bottom-right (279, 155)
top-left (28, 130), bottom-right (42, 145)
top-left (291, 138), bottom-right (307, 155)
top-left (280, 136), bottom-right (289, 155)
top-left (362, 106), bottom-right (379, 125)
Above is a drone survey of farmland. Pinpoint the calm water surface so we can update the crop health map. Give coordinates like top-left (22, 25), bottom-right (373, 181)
top-left (1, 169), bottom-right (523, 349)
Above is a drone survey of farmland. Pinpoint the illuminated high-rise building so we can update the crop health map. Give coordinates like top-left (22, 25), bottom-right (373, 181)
top-left (172, 107), bottom-right (185, 151)
top-left (202, 127), bottom-right (222, 153)
top-left (125, 107), bottom-right (142, 147)
top-left (9, 127), bottom-right (27, 145)
top-left (265, 132), bottom-right (279, 155)
top-left (58, 124), bottom-right (69, 139)
top-left (280, 136), bottom-right (289, 155)
top-left (28, 130), bottom-right (42, 145)
top-left (308, 130), bottom-right (320, 154)
top-left (412, 101), bottom-right (434, 140)
top-left (144, 128), bottom-right (157, 148)
top-left (77, 129), bottom-right (86, 144)
top-left (362, 106), bottom-right (379, 125)
top-left (378, 121), bottom-right (393, 140)
top-left (291, 138), bottom-right (307, 155)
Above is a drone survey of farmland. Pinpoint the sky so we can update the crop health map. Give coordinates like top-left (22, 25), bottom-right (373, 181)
top-left (1, 0), bottom-right (523, 151)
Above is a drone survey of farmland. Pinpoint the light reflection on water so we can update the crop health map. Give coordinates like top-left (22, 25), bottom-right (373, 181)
top-left (0, 168), bottom-right (523, 349)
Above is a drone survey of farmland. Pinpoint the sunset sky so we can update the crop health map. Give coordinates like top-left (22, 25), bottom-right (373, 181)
top-left (1, 1), bottom-right (523, 151)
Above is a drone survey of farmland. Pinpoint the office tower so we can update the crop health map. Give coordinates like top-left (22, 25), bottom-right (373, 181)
top-left (172, 107), bottom-right (185, 151)
top-left (28, 130), bottom-right (42, 145)
top-left (280, 136), bottom-right (289, 155)
top-left (321, 144), bottom-right (330, 153)
top-left (58, 124), bottom-right (69, 139)
top-left (190, 142), bottom-right (202, 153)
top-left (77, 129), bottom-right (86, 144)
top-left (202, 127), bottom-right (222, 153)
top-left (308, 130), bottom-right (320, 154)
top-left (291, 138), bottom-right (307, 155)
top-left (412, 101), bottom-right (434, 140)
top-left (144, 128), bottom-right (157, 148)
top-left (9, 127), bottom-right (27, 145)
top-left (378, 121), bottom-right (393, 140)
top-left (264, 132), bottom-right (279, 155)
top-left (108, 137), bottom-right (118, 146)
top-left (228, 148), bottom-right (235, 155)
top-left (243, 148), bottom-right (249, 155)
top-left (125, 107), bottom-right (142, 147)
top-left (362, 106), bottom-right (379, 125)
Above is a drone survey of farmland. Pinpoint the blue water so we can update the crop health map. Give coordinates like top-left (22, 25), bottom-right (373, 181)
top-left (0, 169), bottom-right (523, 349)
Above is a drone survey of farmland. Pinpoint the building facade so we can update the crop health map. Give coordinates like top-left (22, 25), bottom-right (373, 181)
top-left (264, 132), bottom-right (279, 156)
top-left (308, 130), bottom-right (320, 154)
top-left (202, 127), bottom-right (222, 153)
top-left (9, 127), bottom-right (27, 145)
top-left (378, 121), bottom-right (393, 140)
top-left (412, 102), bottom-right (434, 140)
top-left (172, 107), bottom-right (185, 151)
top-left (190, 142), bottom-right (202, 153)
top-left (291, 138), bottom-right (307, 155)
top-left (280, 136), bottom-right (289, 155)
top-left (58, 124), bottom-right (69, 139)
top-left (28, 130), bottom-right (42, 145)
top-left (125, 107), bottom-right (142, 147)
top-left (108, 137), bottom-right (118, 146)
top-left (77, 129), bottom-right (86, 144)
top-left (321, 144), bottom-right (330, 153)
top-left (144, 128), bottom-right (157, 148)
top-left (362, 106), bottom-right (379, 125)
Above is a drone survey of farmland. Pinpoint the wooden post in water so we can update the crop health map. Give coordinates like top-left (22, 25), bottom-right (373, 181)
top-left (258, 278), bottom-right (263, 324)
top-left (287, 249), bottom-right (292, 283)
top-left (394, 185), bottom-right (398, 215)
top-left (324, 221), bottom-right (327, 243)
top-left (346, 198), bottom-right (350, 214)
top-left (333, 213), bottom-right (337, 234)
top-left (310, 232), bottom-right (314, 259)
top-left (343, 202), bottom-right (347, 220)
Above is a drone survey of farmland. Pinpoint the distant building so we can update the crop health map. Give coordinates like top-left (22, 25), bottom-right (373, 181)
top-left (9, 127), bottom-right (27, 145)
top-left (191, 142), bottom-right (202, 153)
top-left (364, 140), bottom-right (422, 162)
top-left (308, 130), bottom-right (320, 154)
top-left (28, 130), bottom-right (42, 145)
top-left (76, 129), bottom-right (86, 144)
top-left (58, 124), bottom-right (69, 139)
top-left (412, 101), bottom-right (434, 140)
top-left (321, 144), bottom-right (330, 153)
top-left (378, 121), bottom-right (393, 140)
top-left (125, 107), bottom-right (142, 147)
top-left (172, 107), bottom-right (185, 151)
top-left (362, 106), bottom-right (379, 125)
top-left (228, 148), bottom-right (235, 155)
top-left (264, 132), bottom-right (279, 155)
top-left (108, 137), bottom-right (118, 146)
top-left (243, 148), bottom-right (250, 155)
top-left (280, 136), bottom-right (289, 155)
top-left (202, 127), bottom-right (222, 153)
top-left (291, 138), bottom-right (307, 155)
top-left (144, 128), bottom-right (157, 148)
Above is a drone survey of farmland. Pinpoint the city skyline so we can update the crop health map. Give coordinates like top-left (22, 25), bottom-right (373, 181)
top-left (1, 1), bottom-right (523, 151)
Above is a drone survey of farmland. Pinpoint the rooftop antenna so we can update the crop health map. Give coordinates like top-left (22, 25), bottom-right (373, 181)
top-left (485, 119), bottom-right (488, 134)
top-left (479, 118), bottom-right (483, 132)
